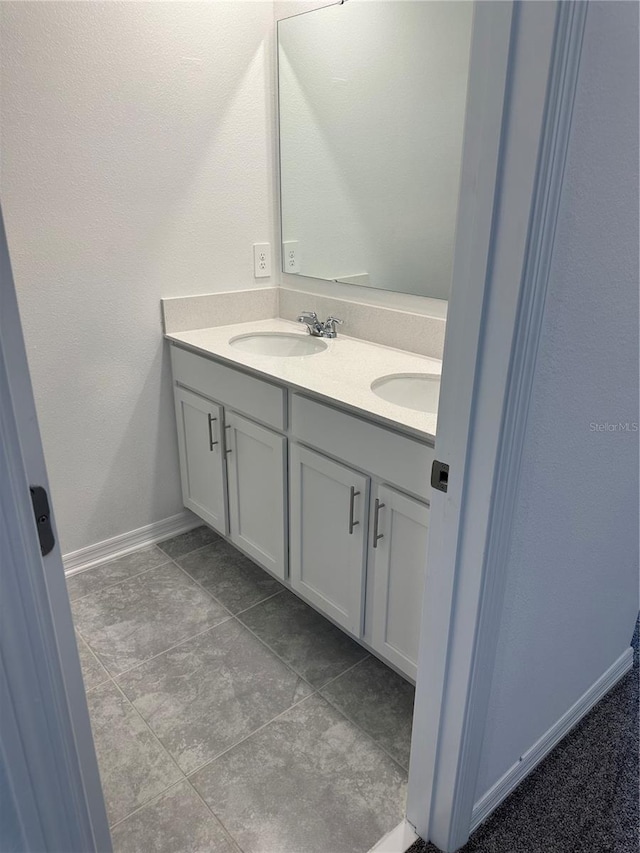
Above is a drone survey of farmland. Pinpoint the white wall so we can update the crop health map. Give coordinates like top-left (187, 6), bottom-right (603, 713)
top-left (278, 0), bottom-right (471, 299)
top-left (0, 1), bottom-right (276, 554)
top-left (474, 0), bottom-right (639, 801)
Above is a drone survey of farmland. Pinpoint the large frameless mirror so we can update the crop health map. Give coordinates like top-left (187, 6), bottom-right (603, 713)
top-left (278, 0), bottom-right (473, 299)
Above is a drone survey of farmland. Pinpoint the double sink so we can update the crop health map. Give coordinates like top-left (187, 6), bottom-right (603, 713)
top-left (229, 332), bottom-right (440, 415)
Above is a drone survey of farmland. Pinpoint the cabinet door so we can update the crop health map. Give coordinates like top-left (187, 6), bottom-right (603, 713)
top-left (290, 444), bottom-right (368, 636)
top-left (225, 412), bottom-right (287, 580)
top-left (174, 386), bottom-right (228, 535)
top-left (369, 485), bottom-right (429, 680)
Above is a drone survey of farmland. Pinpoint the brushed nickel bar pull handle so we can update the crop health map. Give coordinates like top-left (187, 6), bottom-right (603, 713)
top-left (348, 486), bottom-right (361, 535)
top-left (208, 414), bottom-right (219, 450)
top-left (373, 499), bottom-right (385, 548)
top-left (223, 422), bottom-right (232, 454)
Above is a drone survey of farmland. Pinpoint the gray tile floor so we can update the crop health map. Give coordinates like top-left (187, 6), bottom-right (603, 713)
top-left (69, 526), bottom-right (414, 853)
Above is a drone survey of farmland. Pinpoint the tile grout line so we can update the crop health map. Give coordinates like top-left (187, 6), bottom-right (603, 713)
top-left (165, 558), bottom-right (327, 693)
top-left (80, 559), bottom-right (316, 735)
top-left (185, 691), bottom-right (319, 781)
top-left (229, 612), bottom-right (319, 692)
top-left (233, 588), bottom-right (284, 618)
top-left (95, 668), bottom-right (407, 836)
top-left (65, 549), bottom-right (171, 601)
top-left (76, 554), bottom-right (239, 675)
top-left (184, 777), bottom-right (247, 853)
top-left (71, 526), bottom-right (223, 605)
top-left (169, 553), bottom-right (382, 712)
top-left (314, 654), bottom-right (372, 692)
top-left (234, 607), bottom-right (374, 695)
top-left (168, 552), bottom-right (285, 621)
top-left (318, 689), bottom-right (411, 775)
top-left (107, 770), bottom-right (245, 853)
top-left (315, 658), bottom-right (413, 774)
top-left (78, 551), bottom-right (320, 835)
top-left (75, 530), bottom-right (410, 833)
top-left (156, 535), bottom-right (228, 563)
top-left (76, 634), bottom-right (110, 689)
top-left (74, 534), bottom-right (364, 694)
top-left (68, 557), bottom-right (174, 604)
top-left (106, 679), bottom-right (190, 828)
top-left (106, 777), bottom-right (187, 833)
top-left (80, 551), bottom-right (368, 700)
top-left (71, 526), bottom-right (238, 596)
top-left (110, 618), bottom-right (234, 680)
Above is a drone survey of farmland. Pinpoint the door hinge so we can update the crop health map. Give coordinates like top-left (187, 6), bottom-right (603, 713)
top-left (431, 460), bottom-right (449, 493)
top-left (30, 486), bottom-right (55, 556)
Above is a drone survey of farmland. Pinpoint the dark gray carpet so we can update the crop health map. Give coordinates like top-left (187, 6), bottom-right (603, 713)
top-left (409, 620), bottom-right (639, 853)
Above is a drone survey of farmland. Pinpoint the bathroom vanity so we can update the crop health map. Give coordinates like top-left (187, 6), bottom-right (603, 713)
top-left (166, 319), bottom-right (440, 681)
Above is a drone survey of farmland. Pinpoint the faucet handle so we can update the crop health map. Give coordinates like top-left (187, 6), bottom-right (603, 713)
top-left (324, 316), bottom-right (344, 338)
top-left (297, 311), bottom-right (318, 323)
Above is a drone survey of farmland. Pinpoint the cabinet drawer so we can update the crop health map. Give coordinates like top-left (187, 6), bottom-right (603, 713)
top-left (291, 394), bottom-right (433, 501)
top-left (171, 345), bottom-right (286, 431)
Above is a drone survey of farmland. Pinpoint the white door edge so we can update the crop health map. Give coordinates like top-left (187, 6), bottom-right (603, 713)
top-left (406, 2), bottom-right (590, 851)
top-left (404, 0), bottom-right (515, 842)
top-left (0, 206), bottom-right (111, 850)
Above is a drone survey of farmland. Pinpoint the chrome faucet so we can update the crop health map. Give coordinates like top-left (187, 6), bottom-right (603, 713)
top-left (297, 311), bottom-right (344, 339)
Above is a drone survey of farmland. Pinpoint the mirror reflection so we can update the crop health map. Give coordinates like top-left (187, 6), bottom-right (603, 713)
top-left (278, 0), bottom-right (473, 299)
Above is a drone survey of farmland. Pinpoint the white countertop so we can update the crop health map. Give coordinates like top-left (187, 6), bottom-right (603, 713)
top-left (166, 319), bottom-right (441, 440)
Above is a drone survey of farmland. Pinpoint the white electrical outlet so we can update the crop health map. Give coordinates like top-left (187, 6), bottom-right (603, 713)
top-left (283, 241), bottom-right (301, 274)
top-left (253, 243), bottom-right (271, 278)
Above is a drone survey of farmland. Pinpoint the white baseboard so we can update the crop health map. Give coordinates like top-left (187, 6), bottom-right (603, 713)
top-left (471, 646), bottom-right (635, 832)
top-left (368, 820), bottom-right (418, 853)
top-left (63, 511), bottom-right (201, 576)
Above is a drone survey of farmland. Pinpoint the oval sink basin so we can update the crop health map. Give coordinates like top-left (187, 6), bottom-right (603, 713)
top-left (229, 332), bottom-right (328, 357)
top-left (371, 373), bottom-right (441, 413)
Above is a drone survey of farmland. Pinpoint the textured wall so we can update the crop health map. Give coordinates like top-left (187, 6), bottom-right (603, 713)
top-left (0, 1), bottom-right (276, 554)
top-left (475, 0), bottom-right (639, 799)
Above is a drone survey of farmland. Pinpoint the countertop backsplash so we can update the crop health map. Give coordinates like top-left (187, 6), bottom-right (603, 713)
top-left (162, 287), bottom-right (446, 360)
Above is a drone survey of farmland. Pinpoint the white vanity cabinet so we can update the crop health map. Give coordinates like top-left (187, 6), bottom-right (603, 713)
top-left (225, 412), bottom-right (287, 581)
top-left (290, 393), bottom-right (432, 680)
top-left (289, 444), bottom-right (369, 635)
top-left (290, 447), bottom-right (430, 675)
top-left (170, 345), bottom-right (288, 580)
top-left (174, 386), bottom-right (228, 536)
top-left (169, 343), bottom-right (434, 681)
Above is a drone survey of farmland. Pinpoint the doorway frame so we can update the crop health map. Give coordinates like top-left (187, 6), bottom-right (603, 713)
top-left (0, 208), bottom-right (111, 852)
top-left (405, 1), bottom-right (588, 850)
top-left (0, 0), bottom-right (590, 850)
